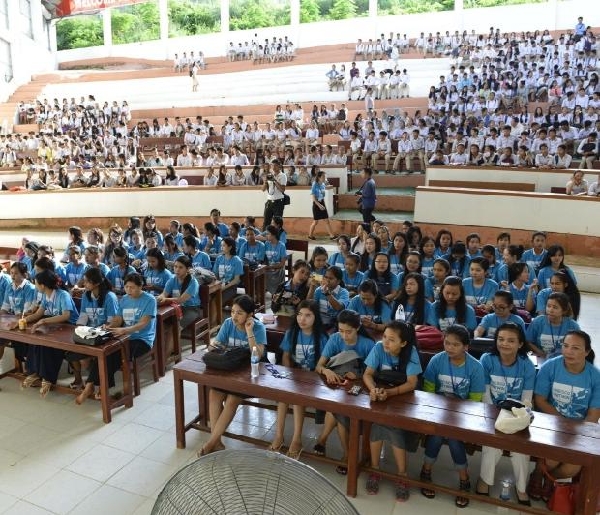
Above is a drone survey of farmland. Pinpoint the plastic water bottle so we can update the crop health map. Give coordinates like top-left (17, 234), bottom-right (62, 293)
top-left (395, 304), bottom-right (405, 321)
top-left (251, 346), bottom-right (260, 378)
top-left (500, 479), bottom-right (511, 501)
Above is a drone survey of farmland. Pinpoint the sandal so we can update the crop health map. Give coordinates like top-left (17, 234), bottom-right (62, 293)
top-left (69, 381), bottom-right (84, 391)
top-left (366, 473), bottom-right (381, 495)
top-left (268, 441), bottom-right (284, 453)
top-left (526, 468), bottom-right (544, 501)
top-left (21, 373), bottom-right (40, 389)
top-left (420, 468), bottom-right (435, 499)
top-left (313, 443), bottom-right (326, 456)
top-left (286, 447), bottom-right (303, 460)
top-left (541, 476), bottom-right (554, 503)
top-left (455, 478), bottom-right (471, 509)
top-left (335, 464), bottom-right (348, 475)
top-left (395, 478), bottom-right (410, 502)
top-left (39, 380), bottom-right (52, 399)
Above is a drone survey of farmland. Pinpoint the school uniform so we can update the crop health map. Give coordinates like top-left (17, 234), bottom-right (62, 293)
top-left (280, 330), bottom-right (327, 370)
top-left (212, 255), bottom-right (244, 284)
top-left (189, 250), bottom-right (212, 271)
top-left (264, 240), bottom-right (287, 294)
top-left (347, 296), bottom-right (392, 323)
top-left (462, 278), bottom-right (499, 308)
top-left (238, 241), bottom-right (266, 263)
top-left (362, 271), bottom-right (400, 298)
top-left (537, 266), bottom-right (577, 289)
top-left (215, 317), bottom-right (267, 347)
top-left (143, 268), bottom-right (173, 294)
top-left (428, 302), bottom-right (477, 332)
top-left (321, 332), bottom-right (375, 361)
top-left (313, 285), bottom-right (350, 326)
top-left (342, 270), bottom-right (364, 296)
top-left (476, 313), bottom-right (525, 337)
top-left (64, 262), bottom-right (88, 288)
top-left (106, 265), bottom-right (136, 295)
top-left (162, 275), bottom-right (201, 330)
top-left (521, 248), bottom-right (547, 271)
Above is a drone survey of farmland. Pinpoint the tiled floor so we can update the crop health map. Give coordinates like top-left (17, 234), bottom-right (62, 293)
top-left (0, 294), bottom-right (598, 515)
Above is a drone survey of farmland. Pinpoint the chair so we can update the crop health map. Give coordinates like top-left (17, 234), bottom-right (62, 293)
top-left (132, 344), bottom-right (159, 397)
top-left (152, 449), bottom-right (359, 515)
top-left (180, 314), bottom-right (210, 355)
top-left (285, 238), bottom-right (309, 279)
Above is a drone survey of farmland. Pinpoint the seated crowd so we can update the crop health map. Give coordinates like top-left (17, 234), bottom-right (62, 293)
top-left (226, 35), bottom-right (295, 63)
top-left (173, 50), bottom-right (206, 73)
top-left (196, 220), bottom-right (598, 508)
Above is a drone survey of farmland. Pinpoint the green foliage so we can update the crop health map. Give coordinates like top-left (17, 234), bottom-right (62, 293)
top-left (229, 0), bottom-right (291, 31)
top-left (168, 0), bottom-right (221, 37)
top-left (56, 15), bottom-right (104, 51)
top-left (111, 1), bottom-right (161, 44)
top-left (300, 0), bottom-right (321, 22)
top-left (463, 0), bottom-right (546, 7)
top-left (329, 0), bottom-right (358, 19)
top-left (377, 0), bottom-right (454, 14)
top-left (299, 0), bottom-right (368, 22)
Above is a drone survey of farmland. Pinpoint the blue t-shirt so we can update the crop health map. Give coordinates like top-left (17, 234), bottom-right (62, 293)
top-left (365, 343), bottom-right (422, 376)
top-left (1, 280), bottom-right (36, 315)
top-left (526, 315), bottom-right (580, 355)
top-left (128, 245), bottom-right (146, 262)
top-left (395, 299), bottom-right (434, 326)
top-left (78, 291), bottom-right (120, 327)
top-left (424, 277), bottom-right (443, 302)
top-left (215, 222), bottom-right (230, 238)
top-left (342, 270), bottom-right (364, 294)
top-left (388, 254), bottom-right (404, 275)
top-left (462, 278), bottom-right (498, 307)
top-left (40, 289), bottom-right (79, 324)
top-left (363, 271), bottom-right (400, 298)
top-left (313, 285), bottom-right (350, 324)
top-left (421, 256), bottom-right (436, 278)
top-left (144, 268), bottom-right (173, 293)
top-left (328, 252), bottom-right (346, 267)
top-left (507, 282), bottom-right (534, 309)
top-left (264, 241), bottom-right (287, 265)
top-left (238, 241), bottom-right (266, 263)
top-left (311, 181), bottom-right (326, 201)
top-left (535, 287), bottom-right (552, 314)
top-left (200, 235), bottom-right (222, 256)
top-left (348, 296), bottom-right (392, 323)
top-left (164, 250), bottom-right (184, 262)
top-left (429, 302), bottom-right (477, 331)
top-left (280, 330), bottom-right (328, 370)
top-left (480, 352), bottom-right (536, 404)
top-left (497, 263), bottom-right (535, 285)
top-left (65, 262), bottom-right (89, 287)
top-left (118, 291), bottom-right (157, 347)
top-left (522, 248), bottom-right (547, 272)
top-left (0, 273), bottom-right (11, 307)
top-left (163, 275), bottom-right (201, 307)
top-left (167, 232), bottom-right (184, 248)
top-left (106, 265), bottom-right (137, 294)
top-left (423, 351), bottom-right (485, 399)
top-left (215, 317), bottom-right (267, 348)
top-left (534, 356), bottom-right (600, 420)
top-left (321, 332), bottom-right (375, 360)
top-left (189, 251), bottom-right (212, 272)
top-left (213, 255), bottom-right (244, 283)
top-left (477, 313), bottom-right (526, 337)
top-left (537, 266), bottom-right (577, 289)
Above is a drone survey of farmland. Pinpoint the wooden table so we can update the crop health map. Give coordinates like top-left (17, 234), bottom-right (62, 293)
top-left (172, 354), bottom-right (600, 514)
top-left (155, 304), bottom-right (180, 377)
top-left (0, 316), bottom-right (132, 423)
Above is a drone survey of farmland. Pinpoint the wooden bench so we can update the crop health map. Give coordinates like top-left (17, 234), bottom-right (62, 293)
top-left (429, 179), bottom-right (536, 192)
top-left (173, 353), bottom-right (600, 514)
top-left (0, 316), bottom-right (132, 423)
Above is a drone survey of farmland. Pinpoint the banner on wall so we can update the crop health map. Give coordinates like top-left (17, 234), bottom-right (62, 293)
top-left (56, 0), bottom-right (148, 17)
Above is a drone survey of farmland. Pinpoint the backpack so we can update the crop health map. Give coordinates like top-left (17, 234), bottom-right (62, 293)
top-left (415, 325), bottom-right (444, 351)
top-left (192, 267), bottom-right (217, 285)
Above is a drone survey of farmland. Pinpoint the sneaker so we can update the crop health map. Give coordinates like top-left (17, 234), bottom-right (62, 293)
top-left (395, 479), bottom-right (410, 502)
top-left (366, 473), bottom-right (381, 495)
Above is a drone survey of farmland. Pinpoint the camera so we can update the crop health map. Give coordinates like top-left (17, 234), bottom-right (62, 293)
top-left (266, 173), bottom-right (275, 180)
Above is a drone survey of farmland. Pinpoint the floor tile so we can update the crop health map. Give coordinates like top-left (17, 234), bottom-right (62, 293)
top-left (67, 485), bottom-right (146, 515)
top-left (0, 459), bottom-right (59, 498)
top-left (1, 500), bottom-right (56, 515)
top-left (132, 403), bottom-right (175, 432)
top-left (106, 456), bottom-right (177, 497)
top-left (0, 492), bottom-right (18, 513)
top-left (102, 422), bottom-right (164, 454)
top-left (67, 444), bottom-right (136, 483)
top-left (139, 432), bottom-right (197, 468)
top-left (24, 470), bottom-right (100, 515)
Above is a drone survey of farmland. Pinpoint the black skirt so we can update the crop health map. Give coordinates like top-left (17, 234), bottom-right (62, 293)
top-left (312, 202), bottom-right (329, 220)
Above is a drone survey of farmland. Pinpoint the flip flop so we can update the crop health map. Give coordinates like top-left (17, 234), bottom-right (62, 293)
top-left (335, 464), bottom-right (348, 475)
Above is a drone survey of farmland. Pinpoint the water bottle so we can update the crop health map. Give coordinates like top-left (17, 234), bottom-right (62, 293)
top-left (500, 479), bottom-right (511, 501)
top-left (251, 346), bottom-right (260, 378)
top-left (395, 304), bottom-right (405, 322)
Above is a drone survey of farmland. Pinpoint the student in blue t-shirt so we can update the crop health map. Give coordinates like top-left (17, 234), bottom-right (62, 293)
top-left (462, 257), bottom-right (498, 314)
top-left (64, 245), bottom-right (89, 289)
top-left (237, 227), bottom-right (265, 264)
top-left (20, 270), bottom-right (79, 398)
top-left (182, 235), bottom-right (212, 272)
top-left (535, 271), bottom-right (580, 320)
top-left (527, 292), bottom-right (580, 357)
top-left (420, 324), bottom-right (485, 509)
top-left (363, 252), bottom-right (400, 302)
top-left (521, 231), bottom-right (547, 272)
top-left (474, 290), bottom-right (525, 338)
top-left (313, 310), bottom-right (375, 473)
top-left (212, 237), bottom-right (244, 291)
top-left (527, 330), bottom-right (600, 501)
top-left (270, 300), bottom-right (328, 459)
top-left (342, 253), bottom-right (364, 298)
top-left (106, 247), bottom-right (136, 295)
top-left (391, 272), bottom-right (433, 325)
top-left (199, 295), bottom-right (266, 457)
top-left (506, 262), bottom-right (536, 313)
top-left (308, 171), bottom-right (337, 240)
top-left (429, 276), bottom-right (477, 332)
top-left (477, 323), bottom-right (536, 503)
top-left (536, 244), bottom-right (577, 289)
top-left (263, 225), bottom-right (287, 294)
top-left (69, 268), bottom-right (120, 403)
top-left (363, 321), bottom-right (423, 500)
top-left (158, 255), bottom-right (201, 331)
top-left (388, 231), bottom-right (409, 275)
top-left (348, 279), bottom-right (392, 333)
top-left (328, 235), bottom-right (351, 268)
top-left (308, 265), bottom-right (350, 328)
top-left (143, 248), bottom-right (173, 295)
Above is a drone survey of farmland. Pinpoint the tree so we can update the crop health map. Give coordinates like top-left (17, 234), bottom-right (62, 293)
top-left (229, 0), bottom-right (290, 31)
top-left (329, 0), bottom-right (358, 19)
top-left (111, 1), bottom-right (160, 44)
top-left (56, 16), bottom-right (104, 51)
top-left (168, 0), bottom-right (220, 36)
top-left (300, 0), bottom-right (321, 23)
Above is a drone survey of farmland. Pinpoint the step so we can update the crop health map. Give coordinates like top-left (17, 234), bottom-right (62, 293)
top-left (339, 188), bottom-right (415, 212)
top-left (346, 172), bottom-right (426, 190)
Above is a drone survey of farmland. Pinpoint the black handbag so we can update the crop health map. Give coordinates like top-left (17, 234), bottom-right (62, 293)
top-left (375, 369), bottom-right (407, 387)
top-left (283, 193), bottom-right (291, 205)
top-left (202, 346), bottom-right (250, 371)
top-left (73, 327), bottom-right (113, 346)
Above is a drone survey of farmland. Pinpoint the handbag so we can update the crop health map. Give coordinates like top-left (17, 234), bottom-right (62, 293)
top-left (494, 399), bottom-right (534, 434)
top-left (376, 369), bottom-right (407, 387)
top-left (415, 325), bottom-right (444, 351)
top-left (73, 326), bottom-right (113, 346)
top-left (547, 480), bottom-right (577, 515)
top-left (283, 193), bottom-right (291, 205)
top-left (202, 346), bottom-right (250, 371)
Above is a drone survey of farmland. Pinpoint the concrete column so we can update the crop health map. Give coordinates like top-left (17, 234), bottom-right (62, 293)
top-left (290, 0), bottom-right (300, 26)
top-left (103, 8), bottom-right (112, 52)
top-left (221, 0), bottom-right (230, 34)
top-left (159, 0), bottom-right (169, 49)
top-left (454, 0), bottom-right (464, 31)
top-left (369, 0), bottom-right (377, 19)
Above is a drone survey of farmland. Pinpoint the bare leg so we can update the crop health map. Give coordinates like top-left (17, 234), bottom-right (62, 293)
top-left (370, 439), bottom-right (383, 469)
top-left (336, 422), bottom-right (349, 461)
top-left (391, 445), bottom-right (407, 474)
top-left (270, 402), bottom-right (288, 450)
top-left (315, 412), bottom-right (337, 448)
top-left (288, 405), bottom-right (305, 454)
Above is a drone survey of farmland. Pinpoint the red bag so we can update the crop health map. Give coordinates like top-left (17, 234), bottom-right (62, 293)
top-left (415, 325), bottom-right (444, 352)
top-left (547, 481), bottom-right (577, 515)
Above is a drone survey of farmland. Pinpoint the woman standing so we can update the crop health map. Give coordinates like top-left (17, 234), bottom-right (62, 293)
top-left (357, 167), bottom-right (376, 224)
top-left (263, 226), bottom-right (287, 295)
top-left (308, 171), bottom-right (336, 241)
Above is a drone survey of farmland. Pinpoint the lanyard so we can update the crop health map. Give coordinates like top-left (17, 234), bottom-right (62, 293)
top-left (297, 332), bottom-right (314, 368)
top-left (548, 317), bottom-right (565, 348)
top-left (447, 356), bottom-right (467, 396)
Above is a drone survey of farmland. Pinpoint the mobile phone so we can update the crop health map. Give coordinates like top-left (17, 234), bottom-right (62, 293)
top-left (348, 385), bottom-right (362, 396)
